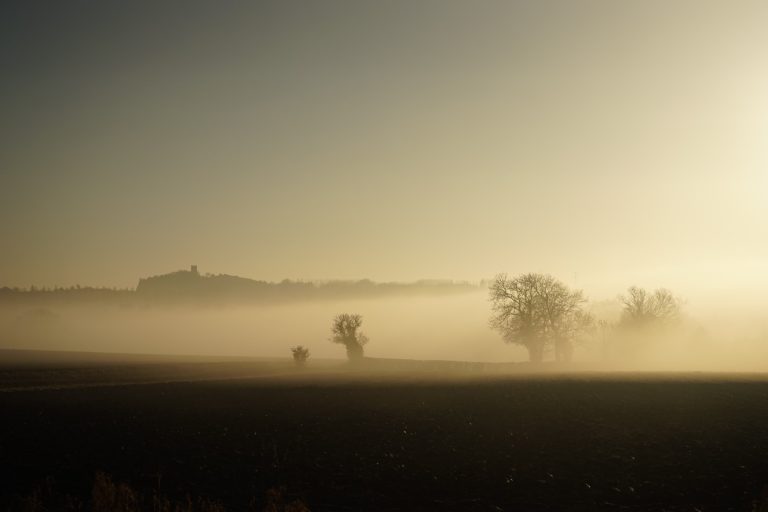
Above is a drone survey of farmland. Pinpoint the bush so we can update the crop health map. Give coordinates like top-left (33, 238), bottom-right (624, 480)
top-left (291, 346), bottom-right (310, 366)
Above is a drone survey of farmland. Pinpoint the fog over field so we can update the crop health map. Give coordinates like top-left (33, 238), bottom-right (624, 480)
top-left (2, 282), bottom-right (767, 371)
top-left (0, 289), bottom-right (508, 360)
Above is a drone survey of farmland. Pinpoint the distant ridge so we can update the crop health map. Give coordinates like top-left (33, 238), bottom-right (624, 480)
top-left (135, 266), bottom-right (480, 303)
top-left (1, 266), bottom-right (482, 305)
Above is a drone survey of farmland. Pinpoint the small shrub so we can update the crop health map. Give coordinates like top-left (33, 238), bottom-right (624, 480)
top-left (291, 346), bottom-right (310, 367)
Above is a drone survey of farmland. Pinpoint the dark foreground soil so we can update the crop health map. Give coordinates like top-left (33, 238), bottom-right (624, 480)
top-left (2, 368), bottom-right (768, 511)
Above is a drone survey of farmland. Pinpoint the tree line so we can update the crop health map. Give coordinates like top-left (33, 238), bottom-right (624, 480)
top-left (309, 272), bottom-right (683, 365)
top-left (489, 272), bottom-right (682, 363)
top-left (0, 271), bottom-right (479, 306)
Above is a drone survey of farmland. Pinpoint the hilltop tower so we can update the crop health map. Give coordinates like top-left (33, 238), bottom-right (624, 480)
top-left (190, 265), bottom-right (198, 275)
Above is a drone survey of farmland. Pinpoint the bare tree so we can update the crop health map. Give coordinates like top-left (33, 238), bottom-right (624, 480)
top-left (536, 276), bottom-right (593, 362)
top-left (620, 286), bottom-right (680, 328)
top-left (330, 313), bottom-right (369, 361)
top-left (489, 273), bottom-right (592, 363)
top-left (611, 286), bottom-right (683, 359)
top-left (291, 345), bottom-right (310, 367)
top-left (489, 273), bottom-right (544, 362)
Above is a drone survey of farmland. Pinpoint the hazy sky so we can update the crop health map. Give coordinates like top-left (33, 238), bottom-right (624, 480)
top-left (2, 0), bottom-right (767, 296)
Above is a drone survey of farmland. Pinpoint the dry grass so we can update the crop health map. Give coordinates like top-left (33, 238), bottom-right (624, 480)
top-left (8, 474), bottom-right (307, 512)
top-left (261, 487), bottom-right (310, 512)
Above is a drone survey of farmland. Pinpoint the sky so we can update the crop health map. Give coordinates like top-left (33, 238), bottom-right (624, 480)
top-left (2, 0), bottom-right (768, 299)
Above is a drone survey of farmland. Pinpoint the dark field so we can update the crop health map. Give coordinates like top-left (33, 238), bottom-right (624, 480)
top-left (2, 355), bottom-right (768, 511)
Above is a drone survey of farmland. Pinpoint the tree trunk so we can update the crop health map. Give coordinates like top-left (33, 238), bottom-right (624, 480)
top-left (527, 344), bottom-right (543, 363)
top-left (346, 342), bottom-right (364, 361)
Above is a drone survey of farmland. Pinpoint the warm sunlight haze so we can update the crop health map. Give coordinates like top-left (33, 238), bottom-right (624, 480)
top-left (2, 2), bottom-right (768, 511)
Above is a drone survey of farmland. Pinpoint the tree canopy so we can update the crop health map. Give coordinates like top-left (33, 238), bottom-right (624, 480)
top-left (619, 286), bottom-right (680, 328)
top-left (489, 273), bottom-right (592, 362)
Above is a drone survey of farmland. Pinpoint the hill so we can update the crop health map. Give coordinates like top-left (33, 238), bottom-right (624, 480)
top-left (1, 266), bottom-right (482, 305)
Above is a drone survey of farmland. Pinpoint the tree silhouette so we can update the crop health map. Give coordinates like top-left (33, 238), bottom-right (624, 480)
top-left (489, 273), bottom-right (592, 363)
top-left (599, 286), bottom-right (684, 360)
top-left (619, 286), bottom-right (680, 328)
top-left (330, 313), bottom-right (369, 361)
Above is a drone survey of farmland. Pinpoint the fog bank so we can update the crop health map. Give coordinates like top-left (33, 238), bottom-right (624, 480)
top-left (2, 288), bottom-right (767, 372)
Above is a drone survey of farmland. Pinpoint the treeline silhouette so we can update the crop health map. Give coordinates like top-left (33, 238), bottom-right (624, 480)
top-left (0, 267), bottom-right (479, 306)
top-left (0, 286), bottom-right (133, 305)
top-left (489, 272), bottom-right (689, 364)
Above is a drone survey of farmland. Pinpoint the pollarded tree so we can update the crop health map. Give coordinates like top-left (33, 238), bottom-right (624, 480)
top-left (489, 273), bottom-right (592, 363)
top-left (331, 313), bottom-right (369, 361)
